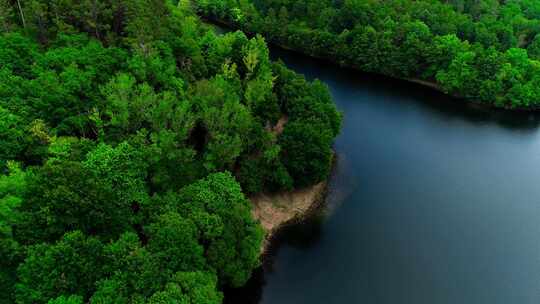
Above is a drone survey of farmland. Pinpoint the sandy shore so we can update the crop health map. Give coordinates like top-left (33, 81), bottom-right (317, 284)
top-left (250, 181), bottom-right (328, 253)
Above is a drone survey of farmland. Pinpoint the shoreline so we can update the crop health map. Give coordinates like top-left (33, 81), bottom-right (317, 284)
top-left (250, 114), bottom-right (336, 256)
top-left (250, 181), bottom-right (328, 254)
top-left (202, 16), bottom-right (539, 113)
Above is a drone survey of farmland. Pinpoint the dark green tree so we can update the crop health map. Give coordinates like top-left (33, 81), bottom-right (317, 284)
top-left (16, 231), bottom-right (105, 304)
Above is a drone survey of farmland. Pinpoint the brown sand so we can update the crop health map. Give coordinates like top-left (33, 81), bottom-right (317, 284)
top-left (250, 181), bottom-right (327, 252)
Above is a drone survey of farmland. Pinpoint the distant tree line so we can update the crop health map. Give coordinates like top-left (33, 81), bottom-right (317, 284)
top-left (197, 0), bottom-right (540, 109)
top-left (0, 1), bottom-right (342, 303)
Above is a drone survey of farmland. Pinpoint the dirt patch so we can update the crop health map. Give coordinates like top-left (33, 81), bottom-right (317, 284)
top-left (271, 115), bottom-right (288, 135)
top-left (250, 181), bottom-right (327, 253)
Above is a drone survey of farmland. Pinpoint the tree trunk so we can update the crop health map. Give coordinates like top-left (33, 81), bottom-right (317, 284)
top-left (16, 0), bottom-right (25, 28)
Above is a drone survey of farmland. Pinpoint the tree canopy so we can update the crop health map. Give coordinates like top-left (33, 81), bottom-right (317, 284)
top-left (0, 1), bottom-right (341, 303)
top-left (197, 0), bottom-right (540, 109)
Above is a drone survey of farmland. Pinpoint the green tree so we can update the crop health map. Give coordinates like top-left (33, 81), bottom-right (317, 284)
top-left (0, 162), bottom-right (27, 304)
top-left (148, 272), bottom-right (222, 304)
top-left (145, 212), bottom-right (206, 273)
top-left (84, 142), bottom-right (149, 205)
top-left (0, 32), bottom-right (39, 78)
top-left (527, 34), bottom-right (540, 59)
top-left (190, 77), bottom-right (253, 172)
top-left (94, 233), bottom-right (163, 302)
top-left (14, 160), bottom-right (133, 244)
top-left (16, 231), bottom-right (105, 304)
top-left (0, 107), bottom-right (26, 168)
top-left (47, 295), bottom-right (83, 304)
top-left (279, 121), bottom-right (334, 187)
top-left (436, 50), bottom-right (479, 96)
top-left (173, 172), bottom-right (263, 287)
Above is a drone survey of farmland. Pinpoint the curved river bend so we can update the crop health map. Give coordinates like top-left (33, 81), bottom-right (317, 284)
top-left (228, 48), bottom-right (540, 304)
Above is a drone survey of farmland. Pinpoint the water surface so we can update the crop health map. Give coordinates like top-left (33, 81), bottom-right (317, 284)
top-left (229, 48), bottom-right (540, 304)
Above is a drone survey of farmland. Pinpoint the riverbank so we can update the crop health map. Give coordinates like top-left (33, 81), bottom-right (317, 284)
top-left (251, 111), bottom-right (330, 253)
top-left (201, 16), bottom-right (537, 112)
top-left (250, 180), bottom-right (328, 253)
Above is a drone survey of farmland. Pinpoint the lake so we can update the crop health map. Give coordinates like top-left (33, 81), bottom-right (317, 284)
top-left (227, 47), bottom-right (540, 304)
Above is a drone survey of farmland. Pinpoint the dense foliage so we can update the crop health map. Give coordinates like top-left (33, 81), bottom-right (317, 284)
top-left (197, 0), bottom-right (540, 109)
top-left (0, 1), bottom-right (341, 303)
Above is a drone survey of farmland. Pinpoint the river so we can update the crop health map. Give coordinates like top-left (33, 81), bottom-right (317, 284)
top-left (226, 47), bottom-right (540, 304)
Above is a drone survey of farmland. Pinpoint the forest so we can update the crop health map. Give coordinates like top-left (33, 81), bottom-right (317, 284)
top-left (197, 0), bottom-right (540, 109)
top-left (0, 0), bottom-right (341, 303)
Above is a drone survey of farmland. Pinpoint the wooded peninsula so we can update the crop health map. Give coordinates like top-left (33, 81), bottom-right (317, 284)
top-left (0, 1), bottom-right (341, 303)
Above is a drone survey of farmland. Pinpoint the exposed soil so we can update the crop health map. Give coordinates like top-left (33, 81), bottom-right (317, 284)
top-left (250, 181), bottom-right (327, 253)
top-left (270, 115), bottom-right (288, 135)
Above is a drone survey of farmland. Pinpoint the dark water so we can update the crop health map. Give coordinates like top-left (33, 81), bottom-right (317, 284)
top-left (228, 48), bottom-right (540, 304)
